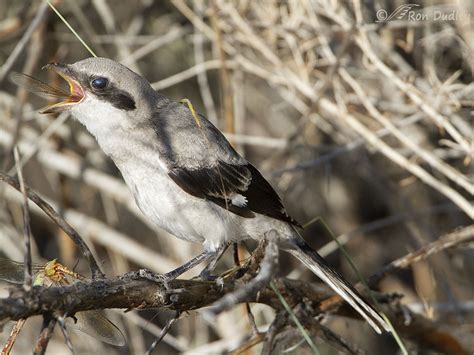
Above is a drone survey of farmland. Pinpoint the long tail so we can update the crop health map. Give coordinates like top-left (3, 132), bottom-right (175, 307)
top-left (286, 238), bottom-right (391, 334)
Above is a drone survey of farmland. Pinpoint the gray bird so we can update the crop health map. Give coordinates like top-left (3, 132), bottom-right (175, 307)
top-left (37, 57), bottom-right (390, 333)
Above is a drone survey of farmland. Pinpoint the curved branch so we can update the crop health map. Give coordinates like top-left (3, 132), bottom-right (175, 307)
top-left (0, 172), bottom-right (105, 279)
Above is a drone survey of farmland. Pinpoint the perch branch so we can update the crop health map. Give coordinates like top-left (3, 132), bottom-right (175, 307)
top-left (0, 272), bottom-right (467, 353)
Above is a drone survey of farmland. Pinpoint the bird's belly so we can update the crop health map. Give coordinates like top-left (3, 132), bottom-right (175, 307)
top-left (119, 164), bottom-right (242, 250)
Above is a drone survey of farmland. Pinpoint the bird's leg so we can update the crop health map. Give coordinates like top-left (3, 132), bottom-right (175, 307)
top-left (164, 250), bottom-right (216, 280)
top-left (199, 243), bottom-right (230, 281)
top-left (139, 250), bottom-right (216, 288)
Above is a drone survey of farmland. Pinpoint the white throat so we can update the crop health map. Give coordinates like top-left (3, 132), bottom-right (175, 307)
top-left (70, 94), bottom-right (167, 171)
top-left (71, 95), bottom-right (127, 141)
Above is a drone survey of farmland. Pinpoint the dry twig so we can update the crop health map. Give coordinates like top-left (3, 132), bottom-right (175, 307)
top-left (0, 172), bottom-right (105, 279)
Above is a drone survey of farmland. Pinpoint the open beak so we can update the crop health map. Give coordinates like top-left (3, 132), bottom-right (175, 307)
top-left (40, 63), bottom-right (85, 114)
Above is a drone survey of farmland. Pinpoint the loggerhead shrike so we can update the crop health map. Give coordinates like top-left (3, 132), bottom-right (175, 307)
top-left (33, 57), bottom-right (389, 333)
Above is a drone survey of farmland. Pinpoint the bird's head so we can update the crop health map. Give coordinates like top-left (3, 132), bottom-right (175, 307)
top-left (42, 57), bottom-right (160, 133)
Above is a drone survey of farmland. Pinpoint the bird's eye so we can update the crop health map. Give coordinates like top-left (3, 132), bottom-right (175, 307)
top-left (91, 77), bottom-right (108, 90)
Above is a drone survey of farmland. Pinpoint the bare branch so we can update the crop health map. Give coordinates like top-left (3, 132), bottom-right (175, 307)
top-left (368, 224), bottom-right (474, 287)
top-left (0, 172), bottom-right (105, 279)
top-left (57, 316), bottom-right (75, 354)
top-left (0, 2), bottom-right (49, 83)
top-left (33, 316), bottom-right (56, 355)
top-left (145, 312), bottom-right (180, 355)
top-left (13, 147), bottom-right (33, 288)
top-left (2, 318), bottom-right (26, 355)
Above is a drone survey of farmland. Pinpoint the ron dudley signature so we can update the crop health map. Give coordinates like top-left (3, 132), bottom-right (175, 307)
top-left (376, 4), bottom-right (471, 23)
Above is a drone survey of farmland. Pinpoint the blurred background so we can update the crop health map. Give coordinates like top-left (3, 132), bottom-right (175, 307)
top-left (0, 0), bottom-right (472, 353)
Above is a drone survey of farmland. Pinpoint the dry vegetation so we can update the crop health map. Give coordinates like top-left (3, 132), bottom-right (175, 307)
top-left (0, 0), bottom-right (473, 354)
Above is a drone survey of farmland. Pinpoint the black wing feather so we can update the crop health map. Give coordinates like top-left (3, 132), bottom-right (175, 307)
top-left (168, 161), bottom-right (301, 227)
top-left (242, 164), bottom-right (301, 226)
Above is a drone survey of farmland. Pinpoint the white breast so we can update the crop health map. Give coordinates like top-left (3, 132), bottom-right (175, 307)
top-left (119, 157), bottom-right (247, 251)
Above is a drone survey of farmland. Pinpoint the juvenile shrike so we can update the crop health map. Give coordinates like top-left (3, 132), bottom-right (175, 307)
top-left (36, 57), bottom-right (389, 333)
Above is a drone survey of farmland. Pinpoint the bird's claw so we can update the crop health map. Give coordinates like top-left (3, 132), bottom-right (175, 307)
top-left (138, 269), bottom-right (171, 290)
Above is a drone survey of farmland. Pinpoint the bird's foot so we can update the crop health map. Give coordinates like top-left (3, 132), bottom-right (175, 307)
top-left (138, 269), bottom-right (172, 290)
top-left (198, 268), bottom-right (216, 281)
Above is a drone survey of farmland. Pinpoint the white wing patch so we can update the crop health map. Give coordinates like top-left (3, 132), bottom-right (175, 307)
top-left (231, 194), bottom-right (248, 207)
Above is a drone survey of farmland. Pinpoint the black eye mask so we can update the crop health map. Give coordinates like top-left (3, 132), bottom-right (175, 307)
top-left (79, 74), bottom-right (136, 111)
top-left (92, 85), bottom-right (136, 111)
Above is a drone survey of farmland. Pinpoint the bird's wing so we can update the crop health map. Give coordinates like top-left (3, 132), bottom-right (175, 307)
top-left (168, 160), bottom-right (301, 226)
top-left (153, 101), bottom-right (301, 226)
